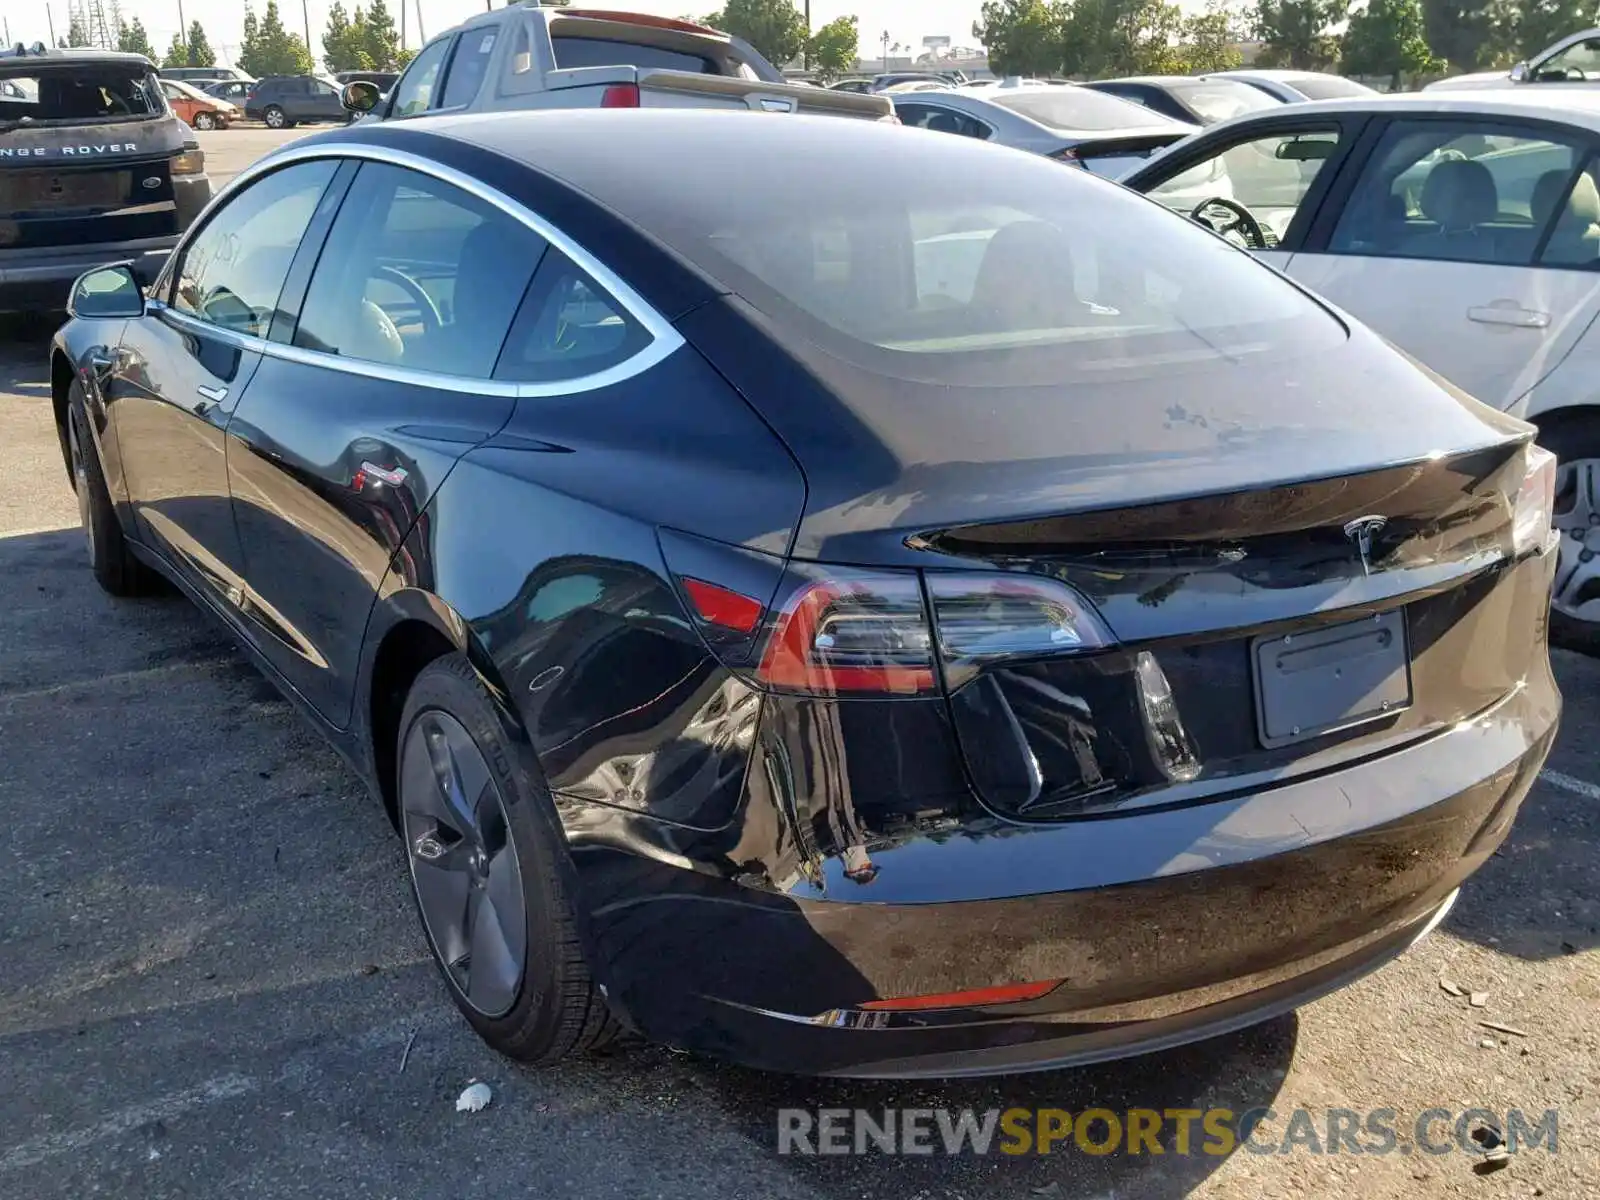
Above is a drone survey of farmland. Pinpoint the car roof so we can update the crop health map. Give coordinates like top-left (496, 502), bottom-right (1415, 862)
top-left (1201, 87), bottom-right (1600, 134)
top-left (327, 108), bottom-right (1064, 200)
top-left (0, 46), bottom-right (154, 67)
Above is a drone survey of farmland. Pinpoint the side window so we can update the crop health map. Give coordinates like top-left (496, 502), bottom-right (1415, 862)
top-left (442, 26), bottom-right (498, 107)
top-left (1534, 37), bottom-right (1600, 82)
top-left (1146, 127), bottom-right (1343, 246)
top-left (495, 249), bottom-right (653, 383)
top-left (898, 104), bottom-right (989, 139)
top-left (1328, 120), bottom-right (1585, 265)
top-left (171, 160), bottom-right (339, 337)
top-left (294, 163), bottom-right (547, 377)
top-left (1538, 159), bottom-right (1600, 268)
top-left (391, 37), bottom-right (452, 116)
top-left (160, 82), bottom-right (180, 101)
top-left (313, 79), bottom-right (339, 96)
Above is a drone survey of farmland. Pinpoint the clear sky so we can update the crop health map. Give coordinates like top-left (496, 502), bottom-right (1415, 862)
top-left (5, 1), bottom-right (991, 67)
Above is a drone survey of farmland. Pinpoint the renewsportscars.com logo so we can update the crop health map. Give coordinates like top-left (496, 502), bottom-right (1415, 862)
top-left (776, 1107), bottom-right (1560, 1158)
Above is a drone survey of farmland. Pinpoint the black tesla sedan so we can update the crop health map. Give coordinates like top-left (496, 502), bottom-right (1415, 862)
top-left (51, 110), bottom-right (1560, 1078)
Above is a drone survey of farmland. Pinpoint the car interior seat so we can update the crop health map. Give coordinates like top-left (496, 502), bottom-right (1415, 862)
top-left (1401, 158), bottom-right (1499, 259)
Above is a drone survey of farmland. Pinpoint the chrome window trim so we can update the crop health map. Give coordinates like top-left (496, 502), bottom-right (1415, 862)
top-left (159, 140), bottom-right (686, 398)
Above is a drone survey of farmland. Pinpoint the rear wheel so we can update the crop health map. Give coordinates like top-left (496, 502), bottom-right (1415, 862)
top-left (193, 111), bottom-right (217, 130)
top-left (397, 654), bottom-right (622, 1063)
top-left (66, 383), bottom-right (162, 597)
top-left (1540, 414), bottom-right (1600, 654)
top-left (263, 105), bottom-right (291, 129)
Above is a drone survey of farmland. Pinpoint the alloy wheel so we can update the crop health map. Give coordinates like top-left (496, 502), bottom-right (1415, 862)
top-left (67, 413), bottom-right (95, 562)
top-left (1552, 456), bottom-right (1600, 629)
top-left (400, 709), bottom-right (527, 1019)
top-left (265, 107), bottom-right (284, 128)
top-left (195, 112), bottom-right (215, 130)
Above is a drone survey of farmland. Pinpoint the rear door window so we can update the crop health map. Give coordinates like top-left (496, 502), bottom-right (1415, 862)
top-left (171, 160), bottom-right (341, 337)
top-left (895, 103), bottom-right (990, 139)
top-left (1327, 120), bottom-right (1591, 265)
top-left (495, 249), bottom-right (653, 382)
top-left (293, 162), bottom-right (547, 377)
top-left (442, 26), bottom-right (498, 107)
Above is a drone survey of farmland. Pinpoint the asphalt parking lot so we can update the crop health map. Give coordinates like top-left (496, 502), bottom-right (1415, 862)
top-left (1, 127), bottom-right (1598, 1199)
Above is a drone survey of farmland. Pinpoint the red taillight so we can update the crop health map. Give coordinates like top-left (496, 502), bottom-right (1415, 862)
top-left (859, 979), bottom-right (1060, 1012)
top-left (601, 84), bottom-right (640, 108)
top-left (757, 570), bottom-right (935, 696)
top-left (681, 577), bottom-right (763, 634)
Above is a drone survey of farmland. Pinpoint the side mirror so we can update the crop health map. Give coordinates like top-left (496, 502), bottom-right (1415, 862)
top-left (1509, 61), bottom-right (1529, 82)
top-left (67, 265), bottom-right (144, 319)
top-left (341, 80), bottom-right (382, 114)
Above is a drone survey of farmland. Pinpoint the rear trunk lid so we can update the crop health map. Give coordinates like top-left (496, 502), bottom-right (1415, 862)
top-left (1, 58), bottom-right (184, 251)
top-left (1066, 130), bottom-right (1197, 178)
top-left (639, 70), bottom-right (891, 119)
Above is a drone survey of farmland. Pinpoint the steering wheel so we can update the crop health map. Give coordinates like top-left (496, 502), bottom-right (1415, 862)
top-left (371, 265), bottom-right (442, 336)
top-left (1189, 197), bottom-right (1270, 250)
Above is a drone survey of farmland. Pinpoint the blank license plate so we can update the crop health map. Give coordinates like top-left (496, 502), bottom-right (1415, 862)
top-left (1252, 611), bottom-right (1411, 749)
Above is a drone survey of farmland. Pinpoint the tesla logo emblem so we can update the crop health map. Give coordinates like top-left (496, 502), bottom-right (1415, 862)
top-left (1343, 515), bottom-right (1388, 576)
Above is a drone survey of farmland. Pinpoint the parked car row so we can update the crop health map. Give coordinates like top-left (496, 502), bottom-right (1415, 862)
top-left (15, 14), bottom-right (1583, 1085)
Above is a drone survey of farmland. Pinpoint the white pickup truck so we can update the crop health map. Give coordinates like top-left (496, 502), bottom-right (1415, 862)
top-left (342, 3), bottom-right (892, 122)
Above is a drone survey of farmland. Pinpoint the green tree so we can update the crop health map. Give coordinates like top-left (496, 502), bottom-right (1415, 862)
top-left (117, 17), bottom-right (156, 58)
top-left (1252, 0), bottom-right (1347, 68)
top-left (1183, 0), bottom-right (1245, 71)
top-left (240, 0), bottom-right (316, 76)
top-left (323, 2), bottom-right (374, 72)
top-left (185, 21), bottom-right (217, 67)
top-left (66, 12), bottom-right (90, 46)
top-left (1115, 0), bottom-right (1191, 73)
top-left (704, 0), bottom-right (809, 67)
top-left (362, 0), bottom-right (404, 69)
top-left (1342, 0), bottom-right (1440, 86)
top-left (163, 33), bottom-right (188, 68)
top-left (1500, 0), bottom-right (1595, 62)
top-left (975, 0), bottom-right (1066, 76)
top-left (807, 15), bottom-right (859, 81)
top-left (1420, 0), bottom-right (1499, 71)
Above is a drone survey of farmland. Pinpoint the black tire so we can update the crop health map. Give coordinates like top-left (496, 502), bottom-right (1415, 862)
top-left (193, 111), bottom-right (216, 130)
top-left (397, 654), bottom-right (621, 1063)
top-left (66, 383), bottom-right (163, 597)
top-left (1538, 413), bottom-right (1600, 655)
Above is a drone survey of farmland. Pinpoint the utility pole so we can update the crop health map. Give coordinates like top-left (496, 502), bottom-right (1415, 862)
top-left (802, 0), bottom-right (809, 71)
top-left (415, 0), bottom-right (426, 43)
top-left (302, 0), bottom-right (312, 56)
top-left (880, 29), bottom-right (889, 72)
top-left (47, 5), bottom-right (58, 45)
top-left (400, 0), bottom-right (406, 51)
top-left (176, 0), bottom-right (185, 51)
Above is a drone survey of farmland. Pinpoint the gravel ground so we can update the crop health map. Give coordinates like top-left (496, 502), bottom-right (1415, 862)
top-left (0, 128), bottom-right (1596, 1200)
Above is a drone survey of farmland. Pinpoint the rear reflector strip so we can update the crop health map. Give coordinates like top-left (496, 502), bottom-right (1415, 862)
top-left (681, 576), bottom-right (764, 634)
top-left (858, 979), bottom-right (1060, 1011)
top-left (601, 84), bottom-right (641, 108)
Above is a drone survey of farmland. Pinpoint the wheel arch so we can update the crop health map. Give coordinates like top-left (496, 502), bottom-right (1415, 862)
top-left (360, 588), bottom-right (524, 830)
top-left (50, 348), bottom-right (75, 482)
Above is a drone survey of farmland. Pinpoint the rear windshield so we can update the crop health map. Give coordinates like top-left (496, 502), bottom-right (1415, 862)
top-left (988, 86), bottom-right (1182, 131)
top-left (551, 35), bottom-right (719, 74)
top-left (1283, 74), bottom-right (1373, 100)
top-left (0, 64), bottom-right (164, 125)
top-left (610, 126), bottom-right (1343, 386)
top-left (1169, 79), bottom-right (1278, 123)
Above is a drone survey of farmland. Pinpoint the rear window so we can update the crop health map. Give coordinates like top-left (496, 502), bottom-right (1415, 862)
top-left (0, 64), bottom-right (164, 124)
top-left (1168, 79), bottom-right (1278, 123)
top-left (1283, 75), bottom-right (1373, 100)
top-left (988, 86), bottom-right (1182, 131)
top-left (610, 128), bottom-right (1343, 386)
top-left (551, 35), bottom-right (718, 74)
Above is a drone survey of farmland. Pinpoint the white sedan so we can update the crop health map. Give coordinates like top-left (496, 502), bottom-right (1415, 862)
top-left (1123, 89), bottom-right (1600, 649)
